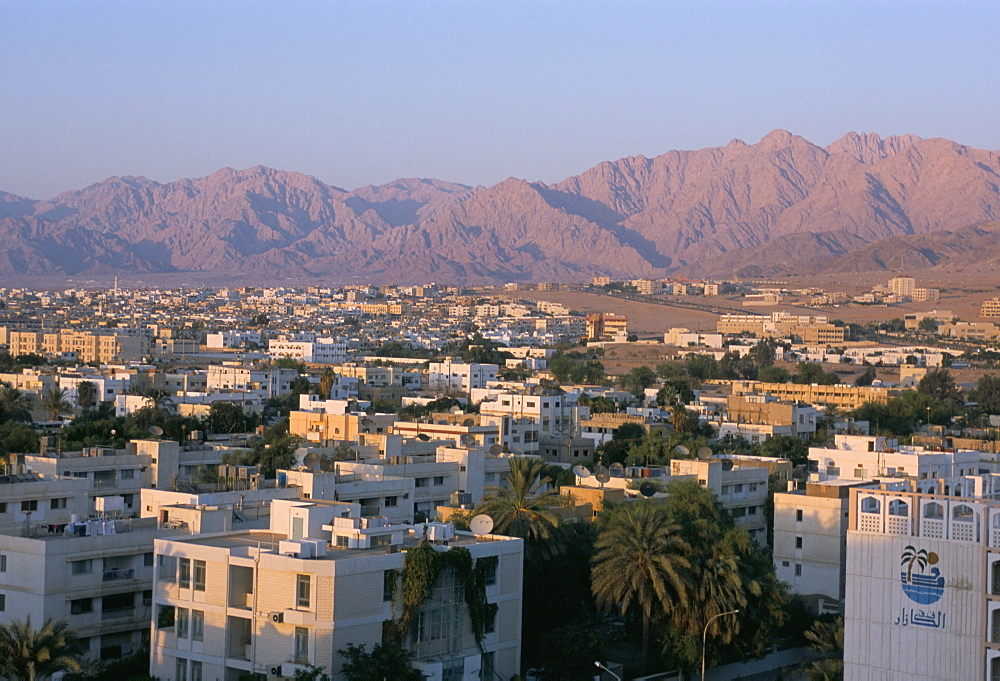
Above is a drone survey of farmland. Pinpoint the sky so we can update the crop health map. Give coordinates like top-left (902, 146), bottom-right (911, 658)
top-left (1, 1), bottom-right (997, 199)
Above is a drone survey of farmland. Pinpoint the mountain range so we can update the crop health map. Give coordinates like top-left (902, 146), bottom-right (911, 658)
top-left (1, 130), bottom-right (998, 284)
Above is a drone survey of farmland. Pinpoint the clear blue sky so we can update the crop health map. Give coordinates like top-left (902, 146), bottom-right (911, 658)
top-left (1, 1), bottom-right (997, 199)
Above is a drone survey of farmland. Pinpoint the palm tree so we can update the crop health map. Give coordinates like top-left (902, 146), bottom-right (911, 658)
top-left (0, 382), bottom-right (34, 423)
top-left (591, 502), bottom-right (691, 671)
top-left (318, 367), bottom-right (336, 399)
top-left (76, 381), bottom-right (97, 412)
top-left (144, 388), bottom-right (175, 414)
top-left (39, 386), bottom-right (71, 422)
top-left (475, 456), bottom-right (573, 562)
top-left (803, 617), bottom-right (844, 681)
top-left (0, 616), bottom-right (85, 681)
top-left (901, 545), bottom-right (927, 582)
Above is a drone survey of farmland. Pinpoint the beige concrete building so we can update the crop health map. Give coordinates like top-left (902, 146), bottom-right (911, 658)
top-left (730, 381), bottom-right (890, 409)
top-left (982, 297), bottom-right (1000, 318)
top-left (151, 498), bottom-right (523, 681)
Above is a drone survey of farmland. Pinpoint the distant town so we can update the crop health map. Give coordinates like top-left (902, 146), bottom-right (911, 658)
top-left (1, 274), bottom-right (1000, 680)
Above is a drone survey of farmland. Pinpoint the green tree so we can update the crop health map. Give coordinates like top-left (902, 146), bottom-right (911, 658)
top-left (40, 386), bottom-right (71, 422)
top-left (758, 366), bottom-right (791, 383)
top-left (76, 381), bottom-right (97, 412)
top-left (975, 374), bottom-right (1000, 415)
top-left (917, 368), bottom-right (961, 402)
top-left (759, 434), bottom-right (809, 466)
top-left (591, 502), bottom-right (690, 672)
top-left (0, 383), bottom-right (33, 423)
top-left (534, 625), bottom-right (604, 681)
top-left (918, 317), bottom-right (938, 333)
top-left (802, 617), bottom-right (844, 681)
top-left (793, 363), bottom-right (839, 385)
top-left (854, 366), bottom-right (877, 387)
top-left (338, 642), bottom-right (425, 681)
top-left (0, 421), bottom-right (40, 455)
top-left (0, 617), bottom-right (85, 681)
top-left (476, 456), bottom-right (573, 563)
top-left (208, 402), bottom-right (247, 434)
top-left (618, 365), bottom-right (657, 399)
top-left (685, 354), bottom-right (720, 381)
top-left (317, 368), bottom-right (336, 399)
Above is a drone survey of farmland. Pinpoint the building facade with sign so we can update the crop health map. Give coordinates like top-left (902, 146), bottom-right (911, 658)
top-left (844, 488), bottom-right (1000, 680)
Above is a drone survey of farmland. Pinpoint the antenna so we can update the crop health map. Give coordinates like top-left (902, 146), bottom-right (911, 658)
top-left (469, 514), bottom-right (494, 537)
top-left (573, 465), bottom-right (592, 479)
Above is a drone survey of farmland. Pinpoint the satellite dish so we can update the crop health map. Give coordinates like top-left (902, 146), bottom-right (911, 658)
top-left (463, 417), bottom-right (476, 427)
top-left (149, 426), bottom-right (164, 437)
top-left (595, 465), bottom-right (611, 484)
top-left (361, 418), bottom-right (375, 427)
top-left (721, 459), bottom-right (735, 472)
top-left (461, 434), bottom-right (477, 447)
top-left (302, 452), bottom-right (321, 469)
top-left (470, 514), bottom-right (494, 536)
top-left (675, 445), bottom-right (690, 457)
top-left (697, 446), bottom-right (713, 460)
top-left (792, 466), bottom-right (808, 481)
top-left (416, 434), bottom-right (431, 442)
top-left (609, 462), bottom-right (625, 478)
top-left (365, 407), bottom-right (376, 416)
top-left (573, 465), bottom-right (591, 478)
top-left (639, 481), bottom-right (657, 498)
top-left (489, 443), bottom-right (502, 455)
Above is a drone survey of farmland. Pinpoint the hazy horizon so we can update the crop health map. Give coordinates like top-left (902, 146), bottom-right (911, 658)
top-left (2, 1), bottom-right (997, 199)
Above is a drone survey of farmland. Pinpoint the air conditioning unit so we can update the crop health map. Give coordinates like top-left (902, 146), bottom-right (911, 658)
top-left (269, 665), bottom-right (283, 677)
top-left (270, 611), bottom-right (284, 623)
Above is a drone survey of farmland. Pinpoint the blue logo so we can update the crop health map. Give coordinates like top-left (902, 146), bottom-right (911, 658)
top-left (900, 546), bottom-right (944, 605)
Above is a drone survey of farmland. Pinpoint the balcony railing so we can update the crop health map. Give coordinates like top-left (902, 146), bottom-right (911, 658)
top-left (103, 568), bottom-right (134, 582)
top-left (101, 607), bottom-right (135, 620)
top-left (93, 478), bottom-right (118, 489)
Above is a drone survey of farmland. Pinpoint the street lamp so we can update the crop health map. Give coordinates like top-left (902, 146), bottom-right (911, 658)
top-left (594, 661), bottom-right (621, 681)
top-left (701, 609), bottom-right (739, 681)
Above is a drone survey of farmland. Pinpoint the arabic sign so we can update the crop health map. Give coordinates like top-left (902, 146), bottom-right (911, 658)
top-left (896, 545), bottom-right (946, 630)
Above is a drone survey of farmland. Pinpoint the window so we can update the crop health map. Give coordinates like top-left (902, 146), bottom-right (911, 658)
top-left (157, 606), bottom-right (175, 629)
top-left (336, 535), bottom-right (349, 548)
top-left (482, 557), bottom-right (498, 586)
top-left (178, 558), bottom-right (191, 588)
top-left (416, 477), bottom-right (429, 488)
top-left (384, 496), bottom-right (398, 507)
top-left (177, 607), bottom-right (189, 638)
top-left (50, 498), bottom-right (67, 510)
top-left (296, 574), bottom-right (311, 609)
top-left (294, 626), bottom-right (309, 663)
top-left (433, 476), bottom-right (445, 486)
top-left (121, 469), bottom-right (135, 479)
top-left (485, 608), bottom-right (496, 634)
top-left (144, 552), bottom-right (154, 567)
top-left (20, 500), bottom-right (37, 513)
top-left (190, 661), bottom-right (203, 681)
top-left (384, 571), bottom-right (395, 602)
top-left (0, 503), bottom-right (6, 513)
top-left (192, 610), bottom-right (204, 642)
top-left (796, 509), bottom-right (803, 522)
top-left (175, 658), bottom-right (188, 681)
top-left (71, 559), bottom-right (93, 575)
top-left (71, 598), bottom-right (94, 614)
top-left (795, 537), bottom-right (803, 549)
top-left (0, 554), bottom-right (6, 572)
top-left (193, 560), bottom-right (206, 591)
top-left (0, 594), bottom-right (5, 612)
top-left (794, 564), bottom-right (802, 576)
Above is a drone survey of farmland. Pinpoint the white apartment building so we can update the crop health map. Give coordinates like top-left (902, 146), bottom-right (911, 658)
top-left (478, 391), bottom-right (588, 455)
top-left (843, 487), bottom-right (1000, 680)
top-left (888, 275), bottom-right (917, 299)
top-left (207, 364), bottom-right (298, 398)
top-left (773, 479), bottom-right (875, 615)
top-left (809, 435), bottom-right (982, 483)
top-left (151, 498), bottom-right (524, 681)
top-left (268, 338), bottom-right (348, 365)
top-left (427, 360), bottom-right (498, 394)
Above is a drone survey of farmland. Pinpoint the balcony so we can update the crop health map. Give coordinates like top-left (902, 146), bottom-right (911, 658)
top-left (103, 568), bottom-right (135, 582)
top-left (101, 607), bottom-right (135, 620)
